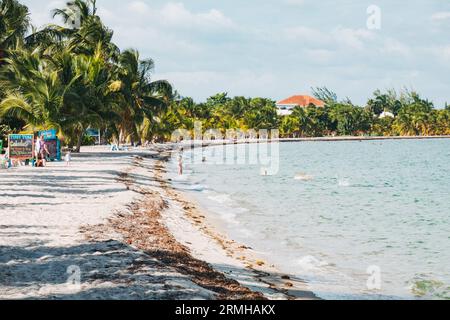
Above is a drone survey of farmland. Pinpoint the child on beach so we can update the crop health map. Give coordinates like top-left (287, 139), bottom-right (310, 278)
top-left (65, 151), bottom-right (71, 166)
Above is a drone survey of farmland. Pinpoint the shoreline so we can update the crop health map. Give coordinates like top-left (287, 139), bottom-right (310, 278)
top-left (0, 146), bottom-right (317, 300)
top-left (135, 135), bottom-right (450, 299)
top-left (3, 137), bottom-right (448, 299)
top-left (91, 154), bottom-right (267, 300)
top-left (154, 155), bottom-right (318, 300)
top-left (168, 137), bottom-right (450, 300)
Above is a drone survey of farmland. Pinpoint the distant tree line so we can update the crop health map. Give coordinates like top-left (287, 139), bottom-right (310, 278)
top-left (148, 89), bottom-right (450, 141)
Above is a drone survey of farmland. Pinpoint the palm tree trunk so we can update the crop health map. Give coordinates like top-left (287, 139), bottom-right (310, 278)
top-left (75, 130), bottom-right (84, 153)
top-left (119, 128), bottom-right (124, 146)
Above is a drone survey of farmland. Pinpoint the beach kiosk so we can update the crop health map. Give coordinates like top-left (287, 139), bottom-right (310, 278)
top-left (38, 129), bottom-right (62, 161)
top-left (7, 134), bottom-right (34, 165)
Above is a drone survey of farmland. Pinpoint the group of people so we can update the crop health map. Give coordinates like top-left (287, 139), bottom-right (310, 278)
top-left (1, 135), bottom-right (52, 168)
top-left (0, 134), bottom-right (72, 169)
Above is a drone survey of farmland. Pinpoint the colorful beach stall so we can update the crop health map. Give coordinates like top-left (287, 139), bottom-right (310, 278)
top-left (38, 129), bottom-right (61, 161)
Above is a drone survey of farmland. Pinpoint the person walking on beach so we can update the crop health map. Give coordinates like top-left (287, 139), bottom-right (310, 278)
top-left (178, 148), bottom-right (184, 176)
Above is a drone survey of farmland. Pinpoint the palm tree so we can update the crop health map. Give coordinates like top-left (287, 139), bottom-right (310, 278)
top-left (1, 0), bottom-right (172, 148)
top-left (0, 0), bottom-right (30, 127)
top-left (115, 49), bottom-right (172, 144)
top-left (0, 43), bottom-right (119, 151)
top-left (433, 109), bottom-right (450, 135)
top-left (57, 45), bottom-right (120, 151)
top-left (393, 103), bottom-right (431, 136)
top-left (0, 0), bottom-right (30, 64)
top-left (291, 106), bottom-right (309, 137)
top-left (0, 46), bottom-right (74, 131)
top-left (27, 0), bottom-right (119, 61)
top-left (53, 0), bottom-right (97, 25)
top-left (280, 115), bottom-right (300, 138)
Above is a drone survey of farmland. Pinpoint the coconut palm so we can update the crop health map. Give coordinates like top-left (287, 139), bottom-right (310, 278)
top-left (280, 115), bottom-right (300, 138)
top-left (53, 0), bottom-right (97, 25)
top-left (0, 0), bottom-right (30, 63)
top-left (0, 0), bottom-right (30, 126)
top-left (0, 46), bottom-right (75, 131)
top-left (433, 109), bottom-right (450, 135)
top-left (27, 0), bottom-right (118, 62)
top-left (115, 49), bottom-right (172, 144)
top-left (291, 106), bottom-right (309, 137)
top-left (0, 43), bottom-right (120, 151)
top-left (393, 102), bottom-right (431, 136)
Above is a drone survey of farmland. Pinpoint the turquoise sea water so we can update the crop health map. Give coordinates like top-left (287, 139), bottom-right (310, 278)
top-left (168, 139), bottom-right (450, 299)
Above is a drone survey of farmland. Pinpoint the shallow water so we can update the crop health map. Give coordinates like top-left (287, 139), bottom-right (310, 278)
top-left (168, 140), bottom-right (450, 300)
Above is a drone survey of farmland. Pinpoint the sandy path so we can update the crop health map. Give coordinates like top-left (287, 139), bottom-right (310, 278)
top-left (0, 150), bottom-right (217, 299)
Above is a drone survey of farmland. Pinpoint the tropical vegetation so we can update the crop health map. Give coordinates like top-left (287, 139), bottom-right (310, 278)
top-left (0, 0), bottom-right (171, 151)
top-left (0, 0), bottom-right (449, 151)
top-left (158, 89), bottom-right (450, 140)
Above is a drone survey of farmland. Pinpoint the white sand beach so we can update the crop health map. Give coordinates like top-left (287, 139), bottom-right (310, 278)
top-left (0, 146), bottom-right (315, 300)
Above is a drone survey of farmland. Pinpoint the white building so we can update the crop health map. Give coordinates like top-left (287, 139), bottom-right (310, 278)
top-left (379, 111), bottom-right (395, 119)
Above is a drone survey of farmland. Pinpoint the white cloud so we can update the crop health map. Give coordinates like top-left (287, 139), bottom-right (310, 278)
top-left (305, 49), bottom-right (334, 63)
top-left (285, 25), bottom-right (375, 51)
top-left (198, 9), bottom-right (234, 28)
top-left (284, 26), bottom-right (329, 44)
top-left (332, 27), bottom-right (374, 50)
top-left (128, 1), bottom-right (151, 14)
top-left (26, 0), bottom-right (65, 27)
top-left (160, 3), bottom-right (193, 25)
top-left (431, 11), bottom-right (450, 21)
top-left (113, 25), bottom-right (202, 56)
top-left (380, 39), bottom-right (411, 57)
top-left (125, 1), bottom-right (234, 30)
top-left (430, 45), bottom-right (450, 63)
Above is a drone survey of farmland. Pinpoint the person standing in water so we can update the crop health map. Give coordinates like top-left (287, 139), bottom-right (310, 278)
top-left (178, 148), bottom-right (184, 176)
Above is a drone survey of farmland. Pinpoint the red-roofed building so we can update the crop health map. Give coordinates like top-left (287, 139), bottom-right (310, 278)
top-left (276, 95), bottom-right (325, 116)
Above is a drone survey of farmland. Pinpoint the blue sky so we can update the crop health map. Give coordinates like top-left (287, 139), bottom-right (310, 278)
top-left (21, 0), bottom-right (450, 106)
